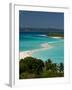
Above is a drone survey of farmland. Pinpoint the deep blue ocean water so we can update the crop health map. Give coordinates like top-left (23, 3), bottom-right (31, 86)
top-left (19, 32), bottom-right (64, 63)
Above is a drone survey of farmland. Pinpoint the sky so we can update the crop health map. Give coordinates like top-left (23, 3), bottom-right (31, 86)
top-left (19, 10), bottom-right (64, 29)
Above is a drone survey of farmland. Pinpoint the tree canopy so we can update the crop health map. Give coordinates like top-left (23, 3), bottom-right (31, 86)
top-left (19, 57), bottom-right (64, 79)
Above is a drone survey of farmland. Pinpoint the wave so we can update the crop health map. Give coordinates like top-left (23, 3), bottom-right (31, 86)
top-left (35, 34), bottom-right (47, 37)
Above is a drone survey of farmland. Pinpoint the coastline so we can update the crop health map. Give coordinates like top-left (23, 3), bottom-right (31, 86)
top-left (51, 37), bottom-right (62, 39)
top-left (49, 36), bottom-right (63, 39)
top-left (19, 43), bottom-right (52, 59)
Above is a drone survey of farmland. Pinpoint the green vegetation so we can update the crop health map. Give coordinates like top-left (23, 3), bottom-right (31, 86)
top-left (19, 57), bottom-right (64, 79)
top-left (47, 32), bottom-right (64, 37)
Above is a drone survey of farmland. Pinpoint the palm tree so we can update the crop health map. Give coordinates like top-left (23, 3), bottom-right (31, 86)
top-left (45, 59), bottom-right (52, 71)
top-left (59, 63), bottom-right (64, 72)
top-left (51, 63), bottom-right (57, 72)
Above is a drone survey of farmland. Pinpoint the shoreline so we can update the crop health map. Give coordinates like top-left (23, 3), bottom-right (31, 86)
top-left (19, 43), bottom-right (52, 59)
top-left (49, 36), bottom-right (63, 39)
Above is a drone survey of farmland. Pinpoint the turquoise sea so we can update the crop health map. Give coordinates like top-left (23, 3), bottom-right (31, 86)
top-left (19, 32), bottom-right (64, 63)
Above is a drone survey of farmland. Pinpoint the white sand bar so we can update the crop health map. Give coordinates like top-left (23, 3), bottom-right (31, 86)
top-left (51, 37), bottom-right (63, 39)
top-left (20, 51), bottom-right (32, 59)
top-left (20, 43), bottom-right (52, 59)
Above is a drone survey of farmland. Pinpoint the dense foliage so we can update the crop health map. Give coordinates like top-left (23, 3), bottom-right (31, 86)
top-left (47, 32), bottom-right (64, 37)
top-left (19, 57), bottom-right (64, 79)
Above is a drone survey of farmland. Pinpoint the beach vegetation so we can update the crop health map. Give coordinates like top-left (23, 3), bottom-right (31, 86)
top-left (58, 62), bottom-right (64, 72)
top-left (19, 57), bottom-right (64, 79)
top-left (47, 32), bottom-right (64, 37)
top-left (19, 57), bottom-right (44, 75)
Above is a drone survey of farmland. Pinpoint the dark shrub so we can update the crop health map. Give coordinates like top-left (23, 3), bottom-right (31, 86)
top-left (19, 57), bottom-right (44, 74)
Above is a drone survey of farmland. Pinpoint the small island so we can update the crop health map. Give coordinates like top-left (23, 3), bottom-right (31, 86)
top-left (47, 32), bottom-right (64, 38)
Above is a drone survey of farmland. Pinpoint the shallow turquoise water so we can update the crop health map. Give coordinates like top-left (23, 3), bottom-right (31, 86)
top-left (32, 41), bottom-right (64, 63)
top-left (19, 32), bottom-right (64, 63)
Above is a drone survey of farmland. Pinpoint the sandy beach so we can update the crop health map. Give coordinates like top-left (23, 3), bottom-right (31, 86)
top-left (51, 37), bottom-right (63, 39)
top-left (19, 43), bottom-right (52, 59)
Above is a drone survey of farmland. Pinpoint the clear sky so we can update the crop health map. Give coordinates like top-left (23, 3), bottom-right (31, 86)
top-left (19, 10), bottom-right (64, 29)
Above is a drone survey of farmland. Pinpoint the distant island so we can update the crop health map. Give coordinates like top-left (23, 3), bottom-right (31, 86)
top-left (19, 27), bottom-right (64, 38)
top-left (20, 27), bottom-right (63, 33)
